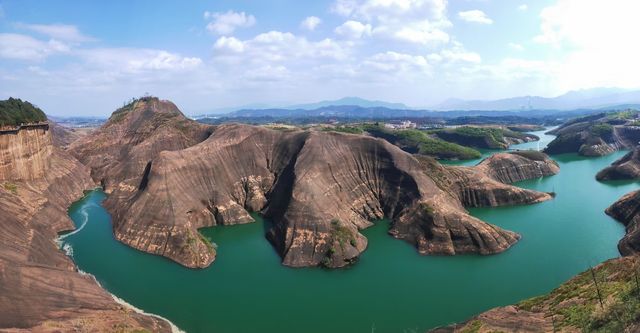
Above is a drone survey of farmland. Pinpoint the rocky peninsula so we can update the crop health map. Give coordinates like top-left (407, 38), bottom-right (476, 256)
top-left (70, 97), bottom-right (558, 269)
top-left (597, 147), bottom-right (640, 181)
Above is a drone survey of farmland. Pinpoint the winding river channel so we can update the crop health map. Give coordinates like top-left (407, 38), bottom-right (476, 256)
top-left (60, 128), bottom-right (638, 333)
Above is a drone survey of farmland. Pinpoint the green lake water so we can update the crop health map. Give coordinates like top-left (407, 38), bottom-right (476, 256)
top-left (61, 128), bottom-right (639, 333)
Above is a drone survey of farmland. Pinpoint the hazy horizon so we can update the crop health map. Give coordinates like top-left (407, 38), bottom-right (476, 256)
top-left (1, 0), bottom-right (638, 116)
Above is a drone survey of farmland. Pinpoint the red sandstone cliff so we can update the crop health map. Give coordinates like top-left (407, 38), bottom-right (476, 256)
top-left (0, 109), bottom-right (170, 332)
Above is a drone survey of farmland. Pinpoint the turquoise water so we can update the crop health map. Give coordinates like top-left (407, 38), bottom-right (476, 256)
top-left (442, 127), bottom-right (558, 167)
top-left (61, 129), bottom-right (637, 333)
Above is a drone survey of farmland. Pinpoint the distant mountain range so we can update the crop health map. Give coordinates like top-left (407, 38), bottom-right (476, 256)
top-left (285, 97), bottom-right (409, 110)
top-left (432, 88), bottom-right (640, 111)
top-left (196, 88), bottom-right (640, 119)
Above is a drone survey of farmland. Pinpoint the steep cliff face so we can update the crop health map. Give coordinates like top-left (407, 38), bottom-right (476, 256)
top-left (605, 190), bottom-right (640, 255)
top-left (545, 112), bottom-right (640, 156)
top-left (0, 125), bottom-right (51, 181)
top-left (73, 102), bottom-right (558, 269)
top-left (0, 120), bottom-right (170, 331)
top-left (476, 151), bottom-right (560, 184)
top-left (418, 152), bottom-right (557, 209)
top-left (430, 256), bottom-right (640, 333)
top-left (69, 96), bottom-right (213, 193)
top-left (597, 147), bottom-right (640, 181)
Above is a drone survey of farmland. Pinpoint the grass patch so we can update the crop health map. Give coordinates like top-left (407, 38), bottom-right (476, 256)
top-left (460, 320), bottom-right (483, 333)
top-left (3, 182), bottom-right (17, 194)
top-left (362, 125), bottom-right (481, 160)
top-left (433, 126), bottom-right (521, 149)
top-left (323, 126), bottom-right (364, 134)
top-left (589, 123), bottom-right (614, 138)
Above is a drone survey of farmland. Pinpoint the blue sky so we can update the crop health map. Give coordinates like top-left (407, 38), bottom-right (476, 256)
top-left (0, 0), bottom-right (637, 116)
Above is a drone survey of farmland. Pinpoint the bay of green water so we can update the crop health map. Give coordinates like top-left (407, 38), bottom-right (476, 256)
top-left (61, 129), bottom-right (638, 333)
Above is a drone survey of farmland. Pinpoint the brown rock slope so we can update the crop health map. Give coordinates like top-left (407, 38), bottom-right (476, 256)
top-left (73, 98), bottom-right (558, 269)
top-left (69, 96), bottom-right (213, 192)
top-left (425, 151), bottom-right (558, 208)
top-left (0, 120), bottom-right (170, 331)
top-left (597, 147), bottom-right (640, 181)
top-left (605, 190), bottom-right (640, 255)
top-left (430, 256), bottom-right (640, 333)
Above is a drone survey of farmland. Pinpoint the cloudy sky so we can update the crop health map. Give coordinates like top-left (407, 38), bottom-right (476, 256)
top-left (0, 0), bottom-right (638, 116)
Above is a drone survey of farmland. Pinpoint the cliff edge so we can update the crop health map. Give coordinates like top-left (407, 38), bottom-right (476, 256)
top-left (0, 98), bottom-right (170, 332)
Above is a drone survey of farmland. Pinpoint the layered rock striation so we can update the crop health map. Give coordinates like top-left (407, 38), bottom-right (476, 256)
top-left (605, 190), bottom-right (640, 255)
top-left (73, 99), bottom-right (559, 269)
top-left (0, 124), bottom-right (51, 181)
top-left (596, 147), bottom-right (640, 181)
top-left (545, 111), bottom-right (640, 156)
top-left (69, 96), bottom-right (213, 192)
top-left (0, 101), bottom-right (170, 331)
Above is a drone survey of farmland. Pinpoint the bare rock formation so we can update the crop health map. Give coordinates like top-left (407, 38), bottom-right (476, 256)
top-left (50, 121), bottom-right (88, 148)
top-left (420, 152), bottom-right (557, 209)
top-left (605, 190), bottom-right (640, 255)
top-left (545, 112), bottom-right (640, 157)
top-left (69, 96), bottom-right (213, 192)
top-left (0, 106), bottom-right (170, 331)
top-left (0, 124), bottom-right (51, 181)
top-left (73, 99), bottom-right (559, 269)
top-left (597, 147), bottom-right (640, 181)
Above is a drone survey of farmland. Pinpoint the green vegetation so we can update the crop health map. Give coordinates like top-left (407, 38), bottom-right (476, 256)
top-left (361, 125), bottom-right (482, 160)
top-left (607, 109), bottom-right (638, 120)
top-left (460, 320), bottom-right (483, 333)
top-left (110, 101), bottom-right (137, 123)
top-left (198, 232), bottom-right (217, 251)
top-left (329, 219), bottom-right (356, 251)
top-left (323, 126), bottom-right (364, 134)
top-left (0, 98), bottom-right (47, 127)
top-left (109, 96), bottom-right (159, 123)
top-left (433, 126), bottom-right (533, 150)
top-left (589, 123), bottom-right (614, 138)
top-left (3, 182), bottom-right (17, 194)
top-left (512, 258), bottom-right (640, 331)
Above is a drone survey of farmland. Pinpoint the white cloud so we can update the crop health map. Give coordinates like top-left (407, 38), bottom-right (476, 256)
top-left (213, 31), bottom-right (348, 65)
top-left (534, 0), bottom-right (640, 90)
top-left (300, 16), bottom-right (322, 31)
top-left (204, 10), bottom-right (256, 35)
top-left (363, 51), bottom-right (430, 73)
top-left (390, 23), bottom-right (450, 44)
top-left (458, 10), bottom-right (493, 24)
top-left (335, 20), bottom-right (372, 39)
top-left (78, 48), bottom-right (202, 73)
top-left (508, 42), bottom-right (524, 51)
top-left (331, 0), bottom-right (451, 45)
top-left (213, 36), bottom-right (245, 53)
top-left (518, 4), bottom-right (528, 11)
top-left (428, 42), bottom-right (482, 64)
top-left (0, 33), bottom-right (70, 61)
top-left (17, 23), bottom-right (95, 42)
